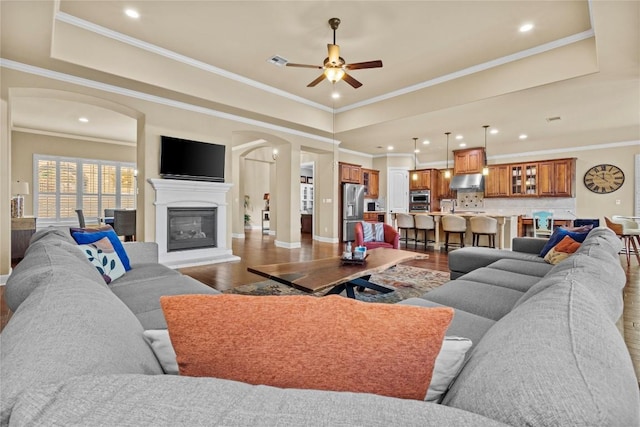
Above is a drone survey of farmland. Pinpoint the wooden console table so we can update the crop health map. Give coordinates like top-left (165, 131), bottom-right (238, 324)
top-left (11, 217), bottom-right (37, 260)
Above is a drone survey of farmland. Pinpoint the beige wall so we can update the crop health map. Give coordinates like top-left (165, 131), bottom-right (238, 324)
top-left (11, 131), bottom-right (136, 217)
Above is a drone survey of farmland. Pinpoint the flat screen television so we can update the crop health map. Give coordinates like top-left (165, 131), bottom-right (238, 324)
top-left (160, 136), bottom-right (225, 182)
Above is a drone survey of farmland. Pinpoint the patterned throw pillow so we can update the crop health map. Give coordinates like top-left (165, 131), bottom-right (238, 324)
top-left (361, 221), bottom-right (385, 242)
top-left (71, 226), bottom-right (131, 271)
top-left (543, 235), bottom-right (582, 265)
top-left (77, 236), bottom-right (126, 283)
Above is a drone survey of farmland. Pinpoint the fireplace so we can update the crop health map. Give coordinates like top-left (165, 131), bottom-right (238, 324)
top-left (148, 178), bottom-right (240, 268)
top-left (167, 207), bottom-right (216, 252)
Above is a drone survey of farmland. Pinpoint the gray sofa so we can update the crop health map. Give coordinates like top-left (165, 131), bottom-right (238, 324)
top-left (401, 227), bottom-right (639, 425)
top-left (1, 227), bottom-right (638, 426)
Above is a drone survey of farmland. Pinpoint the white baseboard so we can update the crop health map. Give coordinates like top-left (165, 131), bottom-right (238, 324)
top-left (314, 235), bottom-right (339, 244)
top-left (274, 240), bottom-right (301, 249)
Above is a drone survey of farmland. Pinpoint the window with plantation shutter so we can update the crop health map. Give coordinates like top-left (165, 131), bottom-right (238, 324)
top-left (34, 155), bottom-right (136, 225)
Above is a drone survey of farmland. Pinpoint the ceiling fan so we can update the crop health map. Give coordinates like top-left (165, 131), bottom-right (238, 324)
top-left (286, 17), bottom-right (383, 89)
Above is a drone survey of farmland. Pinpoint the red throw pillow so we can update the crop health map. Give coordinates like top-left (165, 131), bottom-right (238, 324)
top-left (161, 294), bottom-right (453, 400)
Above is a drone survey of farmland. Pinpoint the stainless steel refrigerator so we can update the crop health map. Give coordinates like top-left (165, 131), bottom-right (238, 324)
top-left (342, 183), bottom-right (365, 242)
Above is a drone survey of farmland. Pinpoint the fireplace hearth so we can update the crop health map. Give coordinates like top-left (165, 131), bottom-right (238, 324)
top-left (167, 207), bottom-right (216, 252)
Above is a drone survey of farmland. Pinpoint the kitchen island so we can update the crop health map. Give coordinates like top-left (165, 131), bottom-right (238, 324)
top-left (416, 212), bottom-right (520, 250)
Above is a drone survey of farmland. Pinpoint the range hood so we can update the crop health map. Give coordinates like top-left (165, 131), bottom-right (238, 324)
top-left (450, 173), bottom-right (484, 190)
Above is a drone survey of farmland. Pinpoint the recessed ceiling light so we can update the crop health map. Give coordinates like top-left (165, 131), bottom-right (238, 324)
top-left (125, 8), bottom-right (140, 19)
top-left (519, 23), bottom-right (534, 32)
top-left (331, 92), bottom-right (340, 99)
top-left (519, 134), bottom-right (528, 140)
top-left (455, 135), bottom-right (463, 140)
top-left (78, 117), bottom-right (89, 123)
top-left (387, 146), bottom-right (394, 151)
top-left (422, 139), bottom-right (430, 145)
top-left (490, 129), bottom-right (499, 134)
top-left (459, 143), bottom-right (467, 147)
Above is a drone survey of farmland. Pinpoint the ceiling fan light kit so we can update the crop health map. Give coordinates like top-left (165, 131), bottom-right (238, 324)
top-left (286, 17), bottom-right (383, 88)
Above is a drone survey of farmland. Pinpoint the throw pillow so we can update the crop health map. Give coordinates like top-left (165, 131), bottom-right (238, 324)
top-left (143, 329), bottom-right (179, 374)
top-left (543, 235), bottom-right (581, 265)
top-left (71, 226), bottom-right (131, 271)
top-left (361, 222), bottom-right (384, 242)
top-left (142, 328), bottom-right (472, 401)
top-left (161, 294), bottom-right (454, 400)
top-left (425, 336), bottom-right (473, 402)
top-left (76, 236), bottom-right (126, 283)
top-left (361, 221), bottom-right (375, 242)
top-left (539, 227), bottom-right (591, 257)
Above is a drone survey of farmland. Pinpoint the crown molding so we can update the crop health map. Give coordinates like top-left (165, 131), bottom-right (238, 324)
top-left (55, 12), bottom-right (332, 113)
top-left (0, 59), bottom-right (335, 145)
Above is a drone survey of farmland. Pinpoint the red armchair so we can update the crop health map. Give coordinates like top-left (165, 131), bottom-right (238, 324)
top-left (354, 222), bottom-right (400, 250)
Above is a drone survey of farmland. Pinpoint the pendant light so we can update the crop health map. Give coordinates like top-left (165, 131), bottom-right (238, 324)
top-left (412, 137), bottom-right (419, 181)
top-left (444, 132), bottom-right (451, 179)
top-left (482, 125), bottom-right (490, 176)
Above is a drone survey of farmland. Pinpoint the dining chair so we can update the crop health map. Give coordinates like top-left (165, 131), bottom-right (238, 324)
top-left (113, 209), bottom-right (136, 241)
top-left (605, 216), bottom-right (640, 265)
top-left (532, 211), bottom-right (554, 237)
top-left (75, 209), bottom-right (86, 228)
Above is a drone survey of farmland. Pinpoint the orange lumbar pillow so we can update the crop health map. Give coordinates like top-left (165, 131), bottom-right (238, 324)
top-left (160, 294), bottom-right (453, 400)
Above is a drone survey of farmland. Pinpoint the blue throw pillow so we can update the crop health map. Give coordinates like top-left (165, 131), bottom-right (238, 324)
top-left (539, 227), bottom-right (591, 257)
top-left (72, 227), bottom-right (131, 271)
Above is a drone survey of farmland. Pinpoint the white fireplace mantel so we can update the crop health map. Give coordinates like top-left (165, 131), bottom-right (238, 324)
top-left (148, 178), bottom-right (239, 268)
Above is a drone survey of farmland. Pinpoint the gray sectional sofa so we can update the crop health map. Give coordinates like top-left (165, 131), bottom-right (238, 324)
top-left (1, 226), bottom-right (638, 426)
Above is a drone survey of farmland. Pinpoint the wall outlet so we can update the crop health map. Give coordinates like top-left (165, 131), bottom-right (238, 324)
top-left (615, 199), bottom-right (621, 205)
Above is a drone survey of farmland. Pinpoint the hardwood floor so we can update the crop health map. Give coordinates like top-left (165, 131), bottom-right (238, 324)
top-left (0, 229), bottom-right (638, 383)
top-left (178, 230), bottom-right (450, 292)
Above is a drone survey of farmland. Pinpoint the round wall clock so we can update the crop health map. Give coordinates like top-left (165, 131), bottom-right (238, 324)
top-left (583, 164), bottom-right (624, 194)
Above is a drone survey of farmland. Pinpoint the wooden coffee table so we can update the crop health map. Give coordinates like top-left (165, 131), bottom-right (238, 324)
top-left (248, 248), bottom-right (424, 298)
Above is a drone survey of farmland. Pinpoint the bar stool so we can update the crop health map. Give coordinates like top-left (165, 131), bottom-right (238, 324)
top-left (441, 215), bottom-right (467, 252)
top-left (414, 214), bottom-right (435, 250)
top-left (470, 216), bottom-right (498, 248)
top-left (396, 213), bottom-right (415, 247)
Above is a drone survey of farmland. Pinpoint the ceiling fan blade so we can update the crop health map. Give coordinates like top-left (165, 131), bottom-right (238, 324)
top-left (342, 73), bottom-right (363, 89)
top-left (346, 60), bottom-right (383, 70)
top-left (307, 74), bottom-right (326, 87)
top-left (327, 44), bottom-right (340, 65)
top-left (286, 63), bottom-right (323, 69)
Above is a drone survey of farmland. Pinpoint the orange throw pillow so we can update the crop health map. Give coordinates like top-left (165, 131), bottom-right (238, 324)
top-left (544, 235), bottom-right (581, 264)
top-left (161, 294), bottom-right (453, 400)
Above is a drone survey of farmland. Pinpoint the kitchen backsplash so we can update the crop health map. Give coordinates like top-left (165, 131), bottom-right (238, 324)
top-left (456, 191), bottom-right (484, 208)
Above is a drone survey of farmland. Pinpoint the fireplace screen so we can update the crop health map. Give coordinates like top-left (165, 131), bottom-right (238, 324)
top-left (167, 207), bottom-right (217, 252)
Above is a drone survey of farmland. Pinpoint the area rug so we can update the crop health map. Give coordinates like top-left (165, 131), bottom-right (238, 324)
top-left (223, 265), bottom-right (450, 304)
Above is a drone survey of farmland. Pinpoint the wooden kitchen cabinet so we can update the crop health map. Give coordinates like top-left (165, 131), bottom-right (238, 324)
top-left (437, 170), bottom-right (456, 201)
top-left (538, 158), bottom-right (576, 197)
top-left (409, 169), bottom-right (432, 191)
top-left (510, 163), bottom-right (538, 196)
top-left (453, 147), bottom-right (485, 175)
top-left (339, 162), bottom-right (362, 184)
top-left (363, 212), bottom-right (385, 222)
top-left (362, 168), bottom-right (379, 198)
top-left (484, 165), bottom-right (510, 197)
top-left (300, 214), bottom-right (312, 233)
